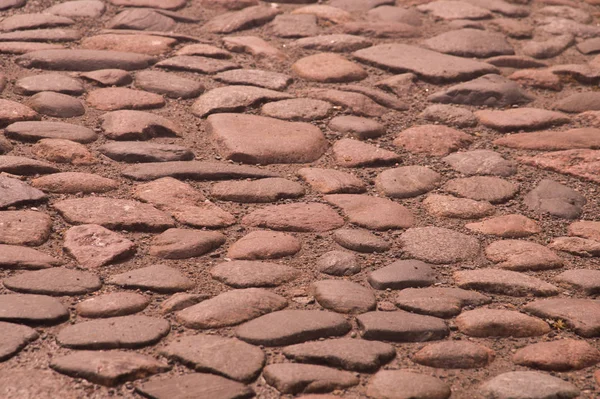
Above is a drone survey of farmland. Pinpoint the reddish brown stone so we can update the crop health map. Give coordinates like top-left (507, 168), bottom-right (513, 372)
top-left (456, 309), bottom-right (550, 337)
top-left (332, 138), bottom-right (400, 167)
top-left (413, 341), bottom-right (495, 369)
top-left (520, 149), bottom-right (600, 184)
top-left (465, 214), bottom-right (541, 237)
top-left (513, 339), bottom-right (600, 371)
top-left (324, 194), bottom-right (414, 230)
top-left (242, 203), bottom-right (344, 232)
top-left (227, 230), bottom-right (301, 260)
top-left (394, 124), bottom-right (473, 156)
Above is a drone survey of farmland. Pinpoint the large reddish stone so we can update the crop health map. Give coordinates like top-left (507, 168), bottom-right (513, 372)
top-left (424, 28), bottom-right (514, 58)
top-left (513, 339), bottom-right (600, 371)
top-left (292, 53), bottom-right (366, 83)
top-left (87, 88), bottom-right (165, 111)
top-left (394, 124), bottom-right (473, 156)
top-left (525, 298), bottom-right (600, 337)
top-left (456, 309), bottom-right (550, 337)
top-left (63, 224), bottom-right (135, 268)
top-left (0, 294), bottom-right (69, 325)
top-left (0, 321), bottom-right (38, 361)
top-left (263, 363), bottom-right (359, 395)
top-left (399, 227), bottom-right (480, 264)
top-left (227, 230), bottom-right (301, 260)
top-left (485, 240), bottom-right (563, 271)
top-left (0, 245), bottom-right (61, 270)
top-left (135, 374), bottom-right (254, 399)
top-left (0, 99), bottom-right (38, 127)
top-left (0, 210), bottom-right (52, 246)
top-left (242, 203), bottom-right (344, 232)
top-left (465, 214), bottom-right (540, 238)
top-left (476, 108), bottom-right (570, 132)
top-left (323, 194), bottom-right (414, 230)
top-left (454, 269), bottom-right (559, 297)
top-left (3, 267), bottom-right (101, 296)
top-left (520, 149), bottom-right (600, 184)
top-left (332, 138), bottom-right (400, 167)
top-left (395, 287), bottom-right (490, 318)
top-left (495, 128), bottom-right (600, 150)
top-left (413, 341), bottom-right (495, 369)
top-left (109, 264), bottom-right (194, 293)
top-left (357, 311), bottom-right (449, 342)
top-left (32, 172), bottom-right (118, 194)
top-left (16, 49), bottom-right (156, 71)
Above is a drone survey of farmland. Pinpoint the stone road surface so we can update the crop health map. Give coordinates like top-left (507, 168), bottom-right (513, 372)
top-left (1, 0), bottom-right (600, 398)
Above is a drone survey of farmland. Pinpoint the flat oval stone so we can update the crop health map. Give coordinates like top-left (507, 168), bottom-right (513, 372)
top-left (28, 92), bottom-right (86, 118)
top-left (324, 194), bottom-right (414, 230)
top-left (0, 369), bottom-right (82, 399)
top-left (313, 279), bottom-right (376, 314)
top-left (54, 197), bottom-right (174, 232)
top-left (135, 70), bottom-right (204, 98)
top-left (194, 82), bottom-right (294, 113)
top-left (214, 68), bottom-right (291, 90)
top-left (400, 227), bottom-right (480, 264)
top-left (0, 210), bottom-right (52, 246)
top-left (454, 269), bottom-right (559, 297)
top-left (176, 288), bottom-right (287, 329)
top-left (418, 0), bottom-right (491, 20)
top-left (476, 108), bottom-right (570, 132)
top-left (76, 292), bottom-right (149, 318)
top-left (123, 161), bottom-right (277, 181)
top-left (109, 264), bottom-right (194, 293)
top-left (0, 99), bottom-right (38, 127)
top-left (242, 203), bottom-right (344, 232)
top-left (465, 214), bottom-right (541, 238)
top-left (550, 236), bottom-right (600, 256)
top-left (357, 311), bottom-right (449, 342)
top-left (0, 321), bottom-right (38, 361)
top-left (0, 42), bottom-right (64, 54)
top-left (64, 224), bottom-right (135, 268)
top-left (495, 128), bottom-right (600, 151)
top-left (334, 229), bottom-right (390, 253)
top-left (14, 73), bottom-right (84, 95)
top-left (555, 269), bottom-right (600, 295)
top-left (0, 294), bottom-right (69, 325)
top-left (207, 113), bottom-right (327, 164)
top-left (0, 175), bottom-right (47, 209)
top-left (157, 55), bottom-right (238, 74)
top-left (485, 240), bottom-right (563, 271)
top-left (32, 172), bottom-right (118, 194)
top-left (211, 178), bottom-right (304, 203)
top-left (16, 49), bottom-right (156, 71)
top-left (57, 315), bottom-right (170, 349)
top-left (456, 309), bottom-right (550, 337)
top-left (329, 115), bottom-right (384, 139)
top-left (81, 68), bottom-right (132, 86)
top-left (107, 9), bottom-right (175, 31)
top-left (4, 267), bottom-right (101, 296)
top-left (32, 139), bottom-right (95, 165)
top-left (211, 260), bottom-right (299, 288)
top-left (332, 138), bottom-right (401, 167)
top-left (236, 309), bottom-right (351, 346)
top-left (161, 334), bottom-right (265, 382)
top-left (292, 34), bottom-right (372, 52)
top-left (524, 298), bottom-right (600, 337)
top-left (367, 370), bottom-right (451, 399)
top-left (98, 142), bottom-right (194, 163)
top-left (568, 220), bottom-right (600, 241)
top-left (45, 1), bottom-right (106, 18)
top-left (395, 287), bottom-right (490, 318)
top-left (292, 52), bottom-right (367, 83)
top-left (263, 363), bottom-right (359, 395)
top-left (150, 229), bottom-right (225, 259)
top-left (445, 176), bottom-right (518, 204)
top-left (100, 110), bottom-right (181, 140)
top-left (368, 260), bottom-right (436, 290)
top-left (481, 371), bottom-right (579, 399)
top-left (0, 28), bottom-right (83, 43)
top-left (523, 179), bottom-right (586, 219)
top-left (0, 13), bottom-right (74, 31)
top-left (307, 89), bottom-right (388, 117)
top-left (283, 338), bottom-right (395, 372)
top-left (413, 341), bottom-right (495, 369)
top-left (420, 103), bottom-right (478, 128)
top-left (513, 339), bottom-right (600, 371)
top-left (50, 351), bottom-right (170, 387)
top-left (227, 230), bottom-right (301, 260)
top-left (376, 166), bottom-right (441, 198)
top-left (425, 28), bottom-right (513, 58)
top-left (87, 87), bottom-right (165, 111)
top-left (262, 98), bottom-right (332, 121)
top-left (519, 149), bottom-right (600, 185)
top-left (298, 167), bottom-right (365, 194)
top-left (203, 5), bottom-right (280, 33)
top-left (423, 194), bottom-right (495, 219)
top-left (5, 121), bottom-right (97, 143)
top-left (135, 373), bottom-right (255, 399)
top-left (82, 34), bottom-right (176, 56)
top-left (0, 244), bottom-right (61, 270)
top-left (176, 43), bottom-right (232, 58)
top-left (443, 150), bottom-right (516, 177)
top-left (393, 124), bottom-right (473, 156)
top-left (317, 250), bottom-right (360, 276)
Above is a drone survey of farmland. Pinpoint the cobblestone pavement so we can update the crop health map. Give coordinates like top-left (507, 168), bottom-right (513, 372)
top-left (2, 0), bottom-right (600, 398)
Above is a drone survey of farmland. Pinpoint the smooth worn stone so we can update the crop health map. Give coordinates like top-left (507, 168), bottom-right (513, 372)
top-left (87, 87), bottom-right (164, 111)
top-left (338, 85), bottom-right (408, 111)
top-left (5, 121), bottom-right (96, 143)
top-left (0, 294), bottom-right (69, 325)
top-left (16, 49), bottom-right (156, 71)
top-left (367, 5), bottom-right (421, 25)
top-left (55, 196), bottom-right (174, 231)
top-left (109, 264), bottom-right (194, 293)
top-left (0, 41), bottom-right (64, 54)
top-left (32, 139), bottom-right (95, 165)
top-left (76, 292), bottom-right (149, 318)
top-left (329, 116), bottom-right (384, 139)
top-left (556, 269), bottom-right (600, 295)
top-left (236, 309), bottom-right (351, 346)
top-left (136, 373), bottom-right (254, 399)
top-left (150, 229), bottom-right (225, 259)
top-left (526, 298), bottom-right (600, 337)
top-left (50, 351), bottom-right (169, 387)
top-left (367, 370), bottom-right (451, 399)
top-left (32, 172), bottom-right (118, 194)
top-left (418, 0), bottom-right (491, 19)
top-left (45, 1), bottom-right (105, 18)
top-left (261, 99), bottom-right (332, 121)
top-left (424, 29), bottom-right (513, 58)
top-left (214, 69), bottom-right (291, 90)
top-left (465, 214), bottom-right (541, 237)
top-left (443, 150), bottom-right (516, 177)
top-left (203, 5), bottom-right (280, 33)
top-left (176, 288), bottom-right (287, 329)
top-left (423, 194), bottom-right (495, 219)
top-left (312, 279), bottom-right (376, 314)
top-left (394, 124), bottom-right (473, 156)
top-left (223, 35), bottom-right (285, 60)
top-left (176, 43), bottom-right (232, 58)
top-left (375, 73), bottom-right (416, 97)
top-left (481, 371), bottom-right (580, 399)
top-left (0, 28), bottom-right (83, 43)
top-left (513, 339), bottom-right (600, 371)
top-left (353, 43), bottom-right (498, 83)
top-left (420, 104), bottom-right (477, 128)
top-left (549, 236), bottom-right (600, 256)
top-left (211, 178), bottom-right (304, 203)
top-left (227, 230), bottom-right (301, 260)
top-left (429, 74), bottom-right (534, 107)
top-left (491, 18), bottom-right (533, 38)
top-left (445, 176), bottom-right (518, 204)
top-left (332, 139), bottom-right (400, 167)
top-left (522, 34), bottom-right (574, 59)
top-left (486, 55), bottom-right (547, 69)
top-left (135, 71), bottom-right (204, 99)
top-left (160, 293), bottom-right (208, 314)
top-left (357, 311), bottom-right (449, 342)
top-left (0, 176), bottom-right (46, 209)
top-left (57, 315), bottom-right (169, 349)
top-left (0, 245), bottom-right (60, 270)
top-left (271, 13), bottom-right (318, 38)
top-left (368, 260), bottom-right (435, 290)
top-left (334, 229), bottom-right (390, 253)
top-left (291, 4), bottom-right (352, 24)
top-left (123, 161), bottom-right (277, 181)
top-left (14, 73), bottom-right (84, 95)
top-left (108, 0), bottom-right (186, 9)
top-left (341, 21), bottom-right (420, 39)
top-left (324, 194), bottom-right (414, 230)
top-left (263, 363), bottom-right (359, 394)
top-left (284, 338), bottom-right (394, 372)
top-left (4, 267), bottom-right (101, 296)
top-left (568, 220), bottom-right (600, 242)
top-left (520, 149), bottom-right (600, 184)
top-left (298, 167), bottom-right (365, 194)
top-left (376, 166), bottom-right (441, 199)
top-left (0, 156), bottom-right (58, 175)
top-left (292, 53), bottom-right (366, 83)
top-left (454, 269), bottom-right (559, 297)
top-left (509, 68), bottom-right (562, 91)
top-left (133, 176), bottom-right (204, 207)
top-left (457, 309), bottom-right (550, 337)
top-left (306, 89), bottom-right (388, 117)
top-left (98, 142), bottom-right (193, 163)
top-left (0, 13), bottom-right (74, 31)
top-left (400, 227), bottom-right (480, 264)
top-left (81, 34), bottom-right (176, 56)
top-left (476, 108), bottom-right (569, 132)
top-left (211, 260), bottom-right (299, 288)
top-left (413, 341), bottom-right (495, 369)
top-left (156, 56), bottom-right (238, 74)
top-left (192, 86), bottom-right (291, 117)
top-left (555, 92), bottom-right (600, 113)
top-left (486, 240), bottom-right (563, 271)
top-left (161, 334), bottom-right (264, 382)
top-left (27, 91), bottom-right (85, 118)
top-left (0, 321), bottom-right (38, 361)
top-left (578, 38), bottom-right (600, 54)
top-left (101, 110), bottom-right (180, 140)
top-left (107, 9), bottom-right (176, 31)
top-left (395, 287), bottom-right (491, 318)
top-left (292, 34), bottom-right (371, 52)
top-left (0, 210), bottom-right (51, 246)
top-left (495, 128), bottom-right (600, 151)
top-left (242, 203), bottom-right (343, 232)
top-left (523, 179), bottom-right (586, 219)
top-left (0, 100), bottom-right (38, 127)
top-left (64, 224), bottom-right (135, 268)
top-left (317, 250), bottom-right (360, 276)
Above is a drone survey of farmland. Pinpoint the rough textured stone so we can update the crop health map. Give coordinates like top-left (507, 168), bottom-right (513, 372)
top-left (3, 267), bottom-right (101, 296)
top-left (520, 149), bottom-right (600, 184)
top-left (214, 69), bottom-right (291, 90)
top-left (242, 203), bottom-right (344, 232)
top-left (423, 194), bottom-right (495, 219)
top-left (0, 156), bottom-right (58, 176)
top-left (524, 179), bottom-right (586, 219)
top-left (509, 68), bottom-right (562, 91)
top-left (109, 264), bottom-right (194, 293)
top-left (328, 115), bottom-right (384, 139)
top-left (298, 167), bottom-right (365, 194)
top-left (0, 100), bottom-right (38, 127)
top-left (0, 321), bottom-right (38, 361)
top-left (481, 371), bottom-right (580, 399)
top-left (0, 369), bottom-right (82, 399)
top-left (555, 92), bottom-right (600, 113)
top-left (292, 53), bottom-right (366, 83)
top-left (82, 34), bottom-right (176, 56)
top-left (156, 56), bottom-right (238, 75)
top-left (357, 311), bottom-right (449, 342)
top-left (14, 73), bottom-right (84, 95)
top-left (445, 176), bottom-right (518, 204)
top-left (227, 230), bottom-right (301, 260)
top-left (476, 108), bottom-right (569, 132)
top-left (486, 240), bottom-right (563, 271)
top-left (420, 104), bottom-right (478, 128)
top-left (0, 210), bottom-right (52, 246)
top-left (513, 339), bottom-right (600, 371)
top-left (123, 161), bottom-right (277, 181)
top-left (556, 269), bottom-right (600, 295)
top-left (0, 245), bottom-right (61, 270)
top-left (549, 236), bottom-right (600, 256)
top-left (261, 98), bottom-right (331, 121)
top-left (32, 139), bottom-right (95, 165)
top-left (87, 88), bottom-right (165, 111)
top-left (399, 227), bottom-right (480, 264)
top-left (135, 70), bottom-right (204, 99)
top-left (16, 49), bottom-right (156, 71)
top-left (324, 194), bottom-right (414, 230)
top-left (376, 166), bottom-right (441, 198)
top-left (76, 292), bottom-right (149, 318)
top-left (413, 341), bottom-right (495, 369)
top-left (193, 84), bottom-right (292, 115)
top-left (317, 250), bottom-right (360, 276)
top-left (525, 298), bottom-right (600, 337)
top-left (568, 221), bottom-right (600, 242)
top-left (27, 91), bottom-right (85, 118)
top-left (333, 139), bottom-right (400, 167)
top-left (306, 89), bottom-right (388, 117)
top-left (424, 28), bottom-right (513, 58)
top-left (263, 364), bottom-right (359, 394)
top-left (454, 269), bottom-right (559, 297)
top-left (32, 172), bottom-right (118, 194)
top-left (334, 229), bottom-right (390, 253)
top-left (203, 6), bottom-right (280, 33)
top-left (45, 1), bottom-right (106, 18)
top-left (522, 34), bottom-right (574, 59)
top-left (5, 121), bottom-right (97, 143)
top-left (418, 0), bottom-right (492, 20)
top-left (443, 150), bottom-right (516, 177)
top-left (211, 260), bottom-right (299, 288)
top-left (456, 309), bottom-right (550, 337)
top-left (107, 9), bottom-right (176, 31)
top-left (135, 373), bottom-right (255, 399)
top-left (495, 128), bottom-right (600, 151)
top-left (394, 124), bottom-right (473, 156)
top-left (368, 260), bottom-right (436, 290)
top-left (64, 224), bottom-right (135, 268)
top-left (312, 280), bottom-right (376, 314)
top-left (211, 178), bottom-right (304, 203)
top-left (176, 43), bottom-right (232, 58)
top-left (0, 294), bottom-right (69, 325)
top-left (100, 110), bottom-right (180, 140)
top-left (150, 229), bottom-right (225, 259)
top-left (395, 287), bottom-right (491, 318)
top-left (465, 214), bottom-right (541, 237)
top-left (367, 370), bottom-right (451, 399)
